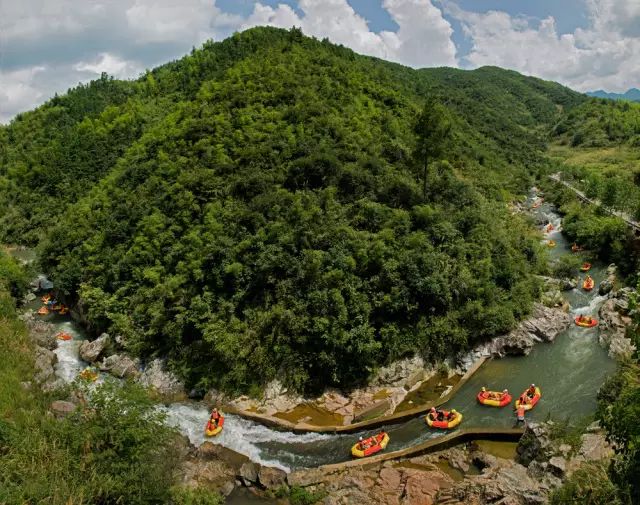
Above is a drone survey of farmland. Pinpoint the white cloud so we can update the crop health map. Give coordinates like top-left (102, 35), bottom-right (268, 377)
top-left (454, 0), bottom-right (640, 92)
top-left (0, 67), bottom-right (47, 123)
top-left (0, 0), bottom-right (459, 124)
top-left (74, 53), bottom-right (142, 78)
top-left (242, 0), bottom-right (457, 67)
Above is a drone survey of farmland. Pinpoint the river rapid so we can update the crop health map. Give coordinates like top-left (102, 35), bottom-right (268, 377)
top-left (12, 188), bottom-right (617, 472)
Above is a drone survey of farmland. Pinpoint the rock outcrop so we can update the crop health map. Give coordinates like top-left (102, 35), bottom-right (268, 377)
top-left (34, 345), bottom-right (57, 385)
top-left (471, 304), bottom-right (572, 359)
top-left (598, 297), bottom-right (635, 359)
top-left (79, 333), bottom-right (111, 362)
top-left (99, 353), bottom-right (140, 378)
top-left (50, 400), bottom-right (76, 418)
top-left (137, 359), bottom-right (186, 401)
top-left (19, 312), bottom-right (57, 350)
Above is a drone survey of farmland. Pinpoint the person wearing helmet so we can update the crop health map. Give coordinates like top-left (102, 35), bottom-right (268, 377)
top-left (527, 384), bottom-right (537, 398)
top-left (481, 386), bottom-right (486, 392)
top-left (428, 407), bottom-right (437, 420)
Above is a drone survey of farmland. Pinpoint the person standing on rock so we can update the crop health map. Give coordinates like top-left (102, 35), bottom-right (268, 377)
top-left (516, 405), bottom-right (526, 425)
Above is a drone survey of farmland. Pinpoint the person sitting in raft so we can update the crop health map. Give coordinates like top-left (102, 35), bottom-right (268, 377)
top-left (209, 408), bottom-right (221, 425)
top-left (526, 384), bottom-right (537, 398)
top-left (429, 407), bottom-right (448, 421)
top-left (519, 394), bottom-right (529, 405)
top-left (577, 315), bottom-right (593, 324)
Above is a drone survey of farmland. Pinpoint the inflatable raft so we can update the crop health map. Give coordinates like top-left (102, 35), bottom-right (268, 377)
top-left (37, 306), bottom-right (49, 315)
top-left (515, 387), bottom-right (541, 411)
top-left (78, 367), bottom-right (98, 382)
top-left (351, 432), bottom-right (390, 458)
top-left (426, 410), bottom-right (463, 429)
top-left (572, 243), bottom-right (583, 253)
top-left (580, 263), bottom-right (592, 272)
top-left (477, 390), bottom-right (512, 408)
top-left (575, 316), bottom-right (598, 328)
top-left (205, 414), bottom-right (225, 437)
top-left (583, 277), bottom-right (595, 291)
top-left (56, 332), bottom-right (73, 341)
top-left (547, 240), bottom-right (556, 248)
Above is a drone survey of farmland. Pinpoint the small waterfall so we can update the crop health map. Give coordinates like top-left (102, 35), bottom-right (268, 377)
top-left (53, 321), bottom-right (87, 382)
top-left (163, 404), bottom-right (330, 472)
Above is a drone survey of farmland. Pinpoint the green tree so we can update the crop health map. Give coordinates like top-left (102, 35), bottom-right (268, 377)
top-left (414, 99), bottom-right (452, 199)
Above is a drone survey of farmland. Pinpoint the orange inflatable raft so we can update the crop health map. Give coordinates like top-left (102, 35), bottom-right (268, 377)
top-left (477, 389), bottom-right (512, 408)
top-left (580, 263), bottom-right (592, 272)
top-left (351, 432), bottom-right (390, 458)
top-left (205, 414), bottom-right (225, 437)
top-left (583, 276), bottom-right (595, 291)
top-left (56, 332), bottom-right (73, 341)
top-left (426, 410), bottom-right (463, 429)
top-left (515, 387), bottom-right (542, 411)
top-left (37, 306), bottom-right (49, 315)
top-left (575, 316), bottom-right (598, 328)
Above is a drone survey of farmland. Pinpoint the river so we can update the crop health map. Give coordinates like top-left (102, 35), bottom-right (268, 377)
top-left (10, 188), bottom-right (617, 472)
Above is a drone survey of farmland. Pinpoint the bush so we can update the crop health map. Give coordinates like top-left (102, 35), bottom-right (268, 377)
top-left (550, 462), bottom-right (622, 505)
top-left (170, 487), bottom-right (224, 505)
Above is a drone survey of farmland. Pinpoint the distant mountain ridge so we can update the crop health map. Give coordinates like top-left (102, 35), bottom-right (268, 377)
top-left (587, 88), bottom-right (640, 101)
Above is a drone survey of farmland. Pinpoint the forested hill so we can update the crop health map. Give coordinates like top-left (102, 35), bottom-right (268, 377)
top-left (0, 27), bottom-right (587, 393)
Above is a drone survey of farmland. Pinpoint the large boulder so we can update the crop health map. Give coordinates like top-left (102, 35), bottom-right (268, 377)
top-left (370, 355), bottom-right (425, 387)
top-left (50, 400), bottom-right (76, 418)
top-left (598, 299), bottom-right (635, 359)
top-left (517, 422), bottom-right (553, 466)
top-left (598, 279), bottom-right (614, 296)
top-left (489, 304), bottom-right (572, 358)
top-left (578, 433), bottom-right (613, 461)
top-left (79, 333), bottom-right (111, 363)
top-left (238, 462), bottom-right (259, 486)
top-left (258, 466), bottom-right (287, 489)
top-left (99, 353), bottom-right (140, 379)
top-left (547, 456), bottom-right (567, 478)
top-left (137, 359), bottom-right (186, 400)
top-left (34, 345), bottom-right (57, 384)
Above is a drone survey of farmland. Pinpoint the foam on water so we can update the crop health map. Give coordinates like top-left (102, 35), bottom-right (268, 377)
top-left (53, 321), bottom-right (87, 382)
top-left (163, 403), bottom-right (330, 472)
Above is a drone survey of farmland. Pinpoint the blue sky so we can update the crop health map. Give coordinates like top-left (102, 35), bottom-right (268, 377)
top-left (1, 0), bottom-right (639, 123)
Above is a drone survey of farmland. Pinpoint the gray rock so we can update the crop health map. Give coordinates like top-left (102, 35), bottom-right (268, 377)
top-left (559, 278), bottom-right (578, 291)
top-left (606, 264), bottom-right (617, 277)
top-left (238, 462), bottom-right (259, 486)
top-left (137, 359), bottom-right (185, 400)
top-left (547, 456), bottom-right (567, 477)
top-left (34, 346), bottom-right (57, 384)
top-left (489, 304), bottom-right (572, 357)
top-left (24, 292), bottom-right (36, 302)
top-left (50, 400), bottom-right (76, 418)
top-left (558, 444), bottom-right (572, 456)
top-left (258, 466), bottom-right (287, 489)
top-left (220, 481), bottom-right (235, 496)
top-left (598, 279), bottom-right (614, 296)
top-left (517, 422), bottom-right (553, 465)
top-left (471, 451), bottom-right (499, 470)
top-left (99, 354), bottom-right (139, 379)
top-left (526, 461), bottom-right (548, 479)
top-left (79, 333), bottom-right (111, 363)
top-left (579, 433), bottom-right (613, 461)
top-left (598, 299), bottom-right (635, 359)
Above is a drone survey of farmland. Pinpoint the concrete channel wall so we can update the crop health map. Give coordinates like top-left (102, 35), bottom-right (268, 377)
top-left (287, 428), bottom-right (524, 484)
top-left (226, 356), bottom-right (489, 434)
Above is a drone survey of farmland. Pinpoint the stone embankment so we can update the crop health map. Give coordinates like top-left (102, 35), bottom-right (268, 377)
top-left (223, 302), bottom-right (571, 433)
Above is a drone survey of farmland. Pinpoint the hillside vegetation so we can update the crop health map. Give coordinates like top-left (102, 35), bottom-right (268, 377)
top-left (1, 27), bottom-right (587, 394)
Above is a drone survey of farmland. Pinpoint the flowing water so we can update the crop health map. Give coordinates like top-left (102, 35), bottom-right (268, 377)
top-left (9, 189), bottom-right (618, 472)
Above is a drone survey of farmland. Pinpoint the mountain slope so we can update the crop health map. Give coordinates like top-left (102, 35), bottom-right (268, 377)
top-left (587, 88), bottom-right (640, 102)
top-left (2, 27), bottom-right (587, 393)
